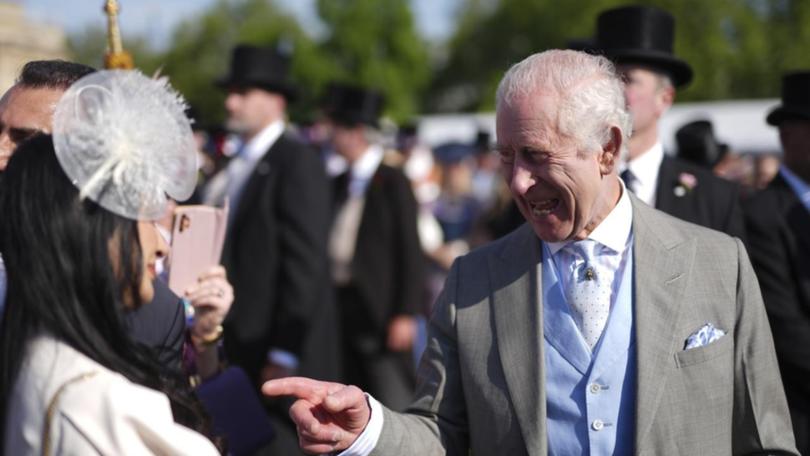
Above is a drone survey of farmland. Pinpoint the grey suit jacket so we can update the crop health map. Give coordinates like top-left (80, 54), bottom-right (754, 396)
top-left (371, 195), bottom-right (796, 455)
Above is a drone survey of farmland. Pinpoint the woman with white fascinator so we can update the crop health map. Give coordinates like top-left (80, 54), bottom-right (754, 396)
top-left (0, 70), bottom-right (220, 454)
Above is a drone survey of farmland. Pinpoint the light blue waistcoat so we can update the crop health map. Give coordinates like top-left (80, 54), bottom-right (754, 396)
top-left (542, 242), bottom-right (636, 455)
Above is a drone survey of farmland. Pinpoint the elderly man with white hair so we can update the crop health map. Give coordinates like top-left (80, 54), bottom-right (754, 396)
top-left (263, 50), bottom-right (797, 456)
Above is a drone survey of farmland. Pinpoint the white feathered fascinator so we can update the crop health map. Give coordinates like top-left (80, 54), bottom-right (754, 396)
top-left (52, 70), bottom-right (197, 221)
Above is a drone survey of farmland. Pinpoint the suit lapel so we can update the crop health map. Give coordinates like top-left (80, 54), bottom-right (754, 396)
top-left (654, 155), bottom-right (676, 211)
top-left (655, 155), bottom-right (697, 217)
top-left (776, 175), bottom-right (810, 252)
top-left (775, 174), bottom-right (810, 307)
top-left (230, 142), bottom-right (277, 232)
top-left (489, 224), bottom-right (546, 456)
top-left (630, 195), bottom-right (695, 453)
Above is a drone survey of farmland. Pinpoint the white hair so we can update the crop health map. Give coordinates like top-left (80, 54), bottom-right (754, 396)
top-left (496, 49), bottom-right (632, 158)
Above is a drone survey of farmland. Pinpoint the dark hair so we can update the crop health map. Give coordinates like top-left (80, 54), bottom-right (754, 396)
top-left (0, 135), bottom-right (209, 441)
top-left (16, 60), bottom-right (96, 90)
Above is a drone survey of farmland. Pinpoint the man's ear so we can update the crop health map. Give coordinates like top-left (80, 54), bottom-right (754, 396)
top-left (656, 84), bottom-right (675, 115)
top-left (599, 126), bottom-right (622, 175)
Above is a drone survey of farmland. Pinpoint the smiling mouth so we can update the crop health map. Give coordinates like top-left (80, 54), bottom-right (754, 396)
top-left (530, 198), bottom-right (560, 217)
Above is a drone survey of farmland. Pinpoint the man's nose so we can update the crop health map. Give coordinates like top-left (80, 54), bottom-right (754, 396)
top-left (224, 93), bottom-right (241, 111)
top-left (510, 165), bottom-right (536, 195)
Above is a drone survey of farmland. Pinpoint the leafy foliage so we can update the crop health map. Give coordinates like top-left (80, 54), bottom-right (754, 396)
top-left (66, 0), bottom-right (810, 120)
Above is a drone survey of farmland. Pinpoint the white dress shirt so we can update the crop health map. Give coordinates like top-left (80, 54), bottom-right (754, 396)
top-left (546, 179), bottom-right (633, 352)
top-left (329, 145), bottom-right (384, 285)
top-left (203, 120), bottom-right (285, 209)
top-left (547, 179), bottom-right (633, 314)
top-left (346, 144), bottom-right (385, 197)
top-left (341, 177), bottom-right (633, 456)
top-left (623, 141), bottom-right (664, 207)
top-left (779, 165), bottom-right (810, 213)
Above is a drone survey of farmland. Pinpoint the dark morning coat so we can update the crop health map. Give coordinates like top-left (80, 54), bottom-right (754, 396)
top-left (744, 172), bottom-right (810, 454)
top-left (655, 155), bottom-right (747, 242)
top-left (342, 164), bottom-right (424, 338)
top-left (220, 132), bottom-right (339, 385)
top-left (335, 163), bottom-right (424, 409)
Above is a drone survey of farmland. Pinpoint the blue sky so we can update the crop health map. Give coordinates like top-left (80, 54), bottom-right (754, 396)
top-left (19, 0), bottom-right (460, 48)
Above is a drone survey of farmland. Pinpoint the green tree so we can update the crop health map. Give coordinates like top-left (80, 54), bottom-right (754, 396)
top-left (429, 0), bottom-right (810, 111)
top-left (159, 0), bottom-right (333, 125)
top-left (316, 0), bottom-right (431, 121)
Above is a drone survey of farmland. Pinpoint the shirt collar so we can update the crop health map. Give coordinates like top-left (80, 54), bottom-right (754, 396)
top-left (242, 119), bottom-right (285, 162)
top-left (350, 144), bottom-right (384, 180)
top-left (546, 177), bottom-right (633, 255)
top-left (780, 165), bottom-right (810, 208)
top-left (626, 141), bottom-right (664, 188)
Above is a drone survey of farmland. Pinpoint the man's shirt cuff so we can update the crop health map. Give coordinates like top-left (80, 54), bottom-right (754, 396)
top-left (338, 394), bottom-right (383, 456)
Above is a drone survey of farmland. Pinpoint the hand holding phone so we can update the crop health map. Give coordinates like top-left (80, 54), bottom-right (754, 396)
top-left (167, 203), bottom-right (228, 298)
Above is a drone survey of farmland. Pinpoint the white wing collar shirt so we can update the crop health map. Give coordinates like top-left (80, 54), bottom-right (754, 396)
top-left (546, 178), bottom-right (634, 329)
top-left (203, 119), bottom-right (285, 213)
top-left (346, 144), bottom-right (385, 197)
top-left (226, 119), bottom-right (285, 211)
top-left (622, 141), bottom-right (664, 207)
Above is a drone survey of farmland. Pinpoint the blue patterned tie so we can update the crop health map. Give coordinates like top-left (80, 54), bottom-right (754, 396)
top-left (562, 240), bottom-right (611, 349)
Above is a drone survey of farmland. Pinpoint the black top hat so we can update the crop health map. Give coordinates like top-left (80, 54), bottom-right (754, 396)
top-left (474, 130), bottom-right (491, 152)
top-left (322, 83), bottom-right (385, 128)
top-left (594, 5), bottom-right (693, 88)
top-left (766, 72), bottom-right (810, 126)
top-left (215, 44), bottom-right (298, 101)
top-left (676, 120), bottom-right (728, 169)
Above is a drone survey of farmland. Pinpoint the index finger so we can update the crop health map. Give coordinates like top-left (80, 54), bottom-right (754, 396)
top-left (261, 377), bottom-right (345, 403)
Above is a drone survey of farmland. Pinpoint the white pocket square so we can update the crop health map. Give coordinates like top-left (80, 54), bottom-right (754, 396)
top-left (684, 323), bottom-right (726, 350)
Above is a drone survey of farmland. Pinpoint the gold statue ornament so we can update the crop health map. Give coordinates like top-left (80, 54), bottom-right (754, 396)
top-left (103, 0), bottom-right (134, 69)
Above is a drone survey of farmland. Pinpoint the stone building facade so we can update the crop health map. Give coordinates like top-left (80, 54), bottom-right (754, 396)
top-left (0, 1), bottom-right (68, 93)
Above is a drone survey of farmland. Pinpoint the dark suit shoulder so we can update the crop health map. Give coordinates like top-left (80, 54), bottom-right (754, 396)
top-left (745, 176), bottom-right (791, 213)
top-left (657, 156), bottom-right (747, 240)
top-left (268, 132), bottom-right (318, 160)
top-left (662, 156), bottom-right (739, 195)
top-left (373, 163), bottom-right (411, 186)
top-left (635, 197), bottom-right (739, 252)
